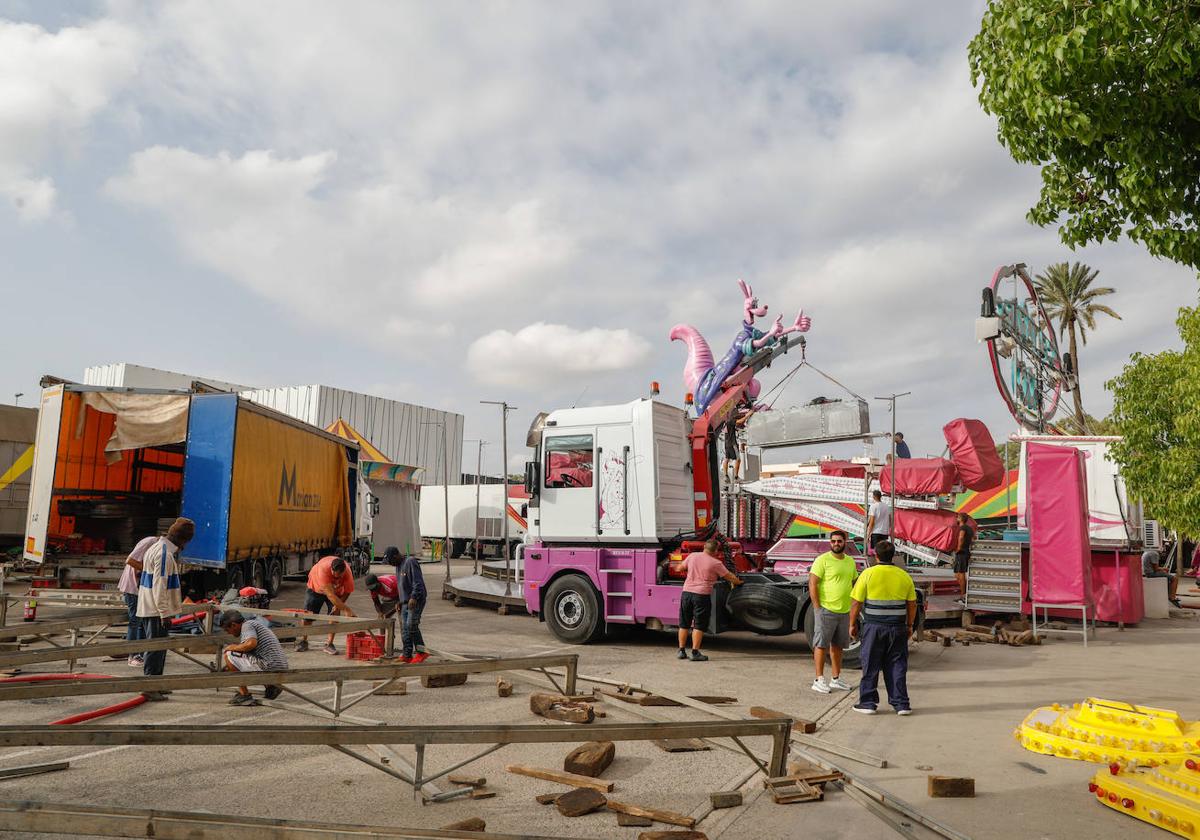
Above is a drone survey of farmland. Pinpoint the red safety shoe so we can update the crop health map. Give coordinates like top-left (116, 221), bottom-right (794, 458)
top-left (396, 655), bottom-right (412, 664)
top-left (410, 652), bottom-right (430, 664)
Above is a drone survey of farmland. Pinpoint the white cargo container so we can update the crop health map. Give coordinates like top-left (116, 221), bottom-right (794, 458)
top-left (420, 484), bottom-right (528, 558)
top-left (84, 362), bottom-right (251, 393)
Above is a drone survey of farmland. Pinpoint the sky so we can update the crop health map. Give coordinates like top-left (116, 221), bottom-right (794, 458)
top-left (0, 1), bottom-right (1194, 476)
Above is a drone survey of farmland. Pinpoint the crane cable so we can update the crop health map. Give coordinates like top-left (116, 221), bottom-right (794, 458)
top-left (756, 341), bottom-right (867, 410)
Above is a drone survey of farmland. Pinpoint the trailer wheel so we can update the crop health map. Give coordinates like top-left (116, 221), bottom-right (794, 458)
top-left (802, 604), bottom-right (863, 670)
top-left (449, 538), bottom-right (467, 559)
top-left (250, 560), bottom-right (266, 591)
top-left (264, 557), bottom-right (284, 597)
top-left (726, 584), bottom-right (798, 637)
top-left (227, 562), bottom-right (246, 592)
top-left (544, 574), bottom-right (603, 644)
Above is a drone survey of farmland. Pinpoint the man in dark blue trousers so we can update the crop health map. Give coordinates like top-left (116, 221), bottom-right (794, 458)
top-left (848, 540), bottom-right (917, 715)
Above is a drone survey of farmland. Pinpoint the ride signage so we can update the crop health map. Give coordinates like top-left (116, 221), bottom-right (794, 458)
top-left (977, 263), bottom-right (1068, 432)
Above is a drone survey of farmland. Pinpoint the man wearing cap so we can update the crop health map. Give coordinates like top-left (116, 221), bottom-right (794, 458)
top-left (136, 517), bottom-right (194, 699)
top-left (219, 609), bottom-right (288, 706)
top-left (849, 540), bottom-right (917, 716)
top-left (296, 555), bottom-right (356, 655)
top-left (387, 546), bottom-right (428, 663)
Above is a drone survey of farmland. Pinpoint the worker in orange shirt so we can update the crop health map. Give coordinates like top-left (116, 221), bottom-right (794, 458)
top-left (296, 555), bottom-right (355, 655)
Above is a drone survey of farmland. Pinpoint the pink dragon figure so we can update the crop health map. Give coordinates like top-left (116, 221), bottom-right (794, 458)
top-left (669, 279), bottom-right (811, 415)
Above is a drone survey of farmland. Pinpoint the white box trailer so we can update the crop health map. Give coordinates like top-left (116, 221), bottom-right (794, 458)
top-left (420, 484), bottom-right (528, 558)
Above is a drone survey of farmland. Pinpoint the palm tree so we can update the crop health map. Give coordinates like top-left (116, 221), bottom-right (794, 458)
top-left (1033, 262), bottom-right (1121, 431)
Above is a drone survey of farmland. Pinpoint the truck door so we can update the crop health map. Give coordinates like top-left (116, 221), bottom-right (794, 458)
top-left (596, 425), bottom-right (637, 540)
top-left (23, 385), bottom-right (64, 563)
top-left (539, 431), bottom-right (597, 542)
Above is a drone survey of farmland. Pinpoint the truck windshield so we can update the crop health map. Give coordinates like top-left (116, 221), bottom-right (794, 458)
top-left (544, 435), bottom-right (594, 489)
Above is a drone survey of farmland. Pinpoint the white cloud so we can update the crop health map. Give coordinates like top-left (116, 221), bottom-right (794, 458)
top-left (467, 323), bottom-right (652, 387)
top-left (0, 18), bottom-right (139, 220)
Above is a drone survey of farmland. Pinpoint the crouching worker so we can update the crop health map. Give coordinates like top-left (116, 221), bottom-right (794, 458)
top-left (219, 609), bottom-right (288, 707)
top-left (365, 572), bottom-right (400, 619)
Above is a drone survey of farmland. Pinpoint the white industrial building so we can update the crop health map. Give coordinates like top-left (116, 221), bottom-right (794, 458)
top-left (82, 363), bottom-right (463, 485)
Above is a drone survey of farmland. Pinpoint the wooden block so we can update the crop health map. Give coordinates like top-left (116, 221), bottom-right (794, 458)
top-left (440, 817), bottom-right (485, 831)
top-left (448, 774), bottom-right (486, 788)
top-left (749, 706), bottom-right (815, 734)
top-left (637, 832), bottom-right (708, 840)
top-left (564, 741), bottom-right (615, 777)
top-left (928, 775), bottom-right (975, 798)
top-left (496, 678), bottom-right (513, 698)
top-left (709, 791), bottom-right (742, 809)
top-left (469, 789), bottom-right (496, 800)
top-left (607, 800), bottom-right (696, 828)
top-left (373, 679), bottom-right (407, 695)
top-left (421, 672), bottom-right (468, 688)
top-left (535, 792), bottom-right (561, 805)
top-left (653, 739), bottom-right (711, 753)
top-left (941, 636), bottom-right (953, 647)
top-left (768, 780), bottom-right (823, 804)
top-left (556, 787), bottom-right (608, 817)
top-left (531, 692), bottom-right (595, 724)
top-left (618, 812), bottom-right (653, 827)
top-left (506, 764), bottom-right (614, 793)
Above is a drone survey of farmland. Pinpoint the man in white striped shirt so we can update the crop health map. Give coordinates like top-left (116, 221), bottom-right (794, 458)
top-left (136, 517), bottom-right (194, 698)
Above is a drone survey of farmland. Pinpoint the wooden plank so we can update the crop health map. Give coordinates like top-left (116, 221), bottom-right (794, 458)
top-left (447, 775), bottom-right (486, 788)
top-left (708, 791), bottom-right (741, 809)
top-left (636, 832), bottom-right (707, 840)
top-left (0, 799), bottom-right (594, 839)
top-left (617, 812), bottom-right (652, 827)
top-left (688, 696), bottom-right (737, 705)
top-left (0, 761), bottom-right (69, 780)
top-left (0, 653), bottom-right (580, 702)
top-left (748, 707), bottom-right (816, 734)
top-left (927, 776), bottom-right (975, 798)
top-left (506, 765), bottom-right (614, 793)
top-left (441, 817), bottom-right (486, 831)
top-left (606, 801), bottom-right (695, 828)
top-left (0, 719), bottom-right (789, 750)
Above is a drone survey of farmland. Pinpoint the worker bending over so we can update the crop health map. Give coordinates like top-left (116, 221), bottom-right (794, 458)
top-left (297, 555), bottom-right (355, 655)
top-left (849, 540), bottom-right (916, 716)
top-left (136, 517), bottom-right (194, 700)
top-left (388, 546), bottom-right (429, 663)
top-left (676, 539), bottom-right (742, 662)
top-left (219, 610), bottom-right (287, 706)
top-left (365, 572), bottom-right (400, 618)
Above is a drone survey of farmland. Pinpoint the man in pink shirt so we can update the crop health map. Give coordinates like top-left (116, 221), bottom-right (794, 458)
top-left (677, 539), bottom-right (742, 661)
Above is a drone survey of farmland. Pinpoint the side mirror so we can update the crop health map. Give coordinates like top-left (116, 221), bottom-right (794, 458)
top-left (524, 461), bottom-right (537, 495)
top-left (520, 503), bottom-right (528, 519)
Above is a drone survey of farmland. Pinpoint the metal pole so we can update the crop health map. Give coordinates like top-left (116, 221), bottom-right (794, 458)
top-left (442, 421), bottom-right (450, 583)
top-left (464, 439), bottom-right (484, 576)
top-left (874, 393), bottom-right (910, 557)
top-left (482, 401), bottom-right (517, 596)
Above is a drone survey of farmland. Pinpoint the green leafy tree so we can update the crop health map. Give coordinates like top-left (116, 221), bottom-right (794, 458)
top-left (969, 2), bottom-right (1200, 269)
top-left (1033, 262), bottom-right (1121, 429)
top-left (994, 442), bottom-right (1021, 470)
top-left (1055, 412), bottom-right (1117, 436)
top-left (1106, 304), bottom-right (1200, 534)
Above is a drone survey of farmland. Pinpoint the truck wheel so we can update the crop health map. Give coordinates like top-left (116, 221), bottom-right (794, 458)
top-left (726, 584), bottom-right (798, 637)
top-left (227, 563), bottom-right (246, 593)
top-left (250, 560), bottom-right (266, 591)
top-left (544, 574), bottom-right (603, 644)
top-left (265, 557), bottom-right (284, 597)
top-left (449, 538), bottom-right (467, 559)
top-left (802, 605), bottom-right (863, 670)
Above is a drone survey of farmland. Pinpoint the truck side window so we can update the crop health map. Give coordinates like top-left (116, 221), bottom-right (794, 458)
top-left (544, 435), bottom-right (593, 489)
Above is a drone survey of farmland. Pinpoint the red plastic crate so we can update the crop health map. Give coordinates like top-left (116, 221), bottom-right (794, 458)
top-left (346, 631), bottom-right (386, 661)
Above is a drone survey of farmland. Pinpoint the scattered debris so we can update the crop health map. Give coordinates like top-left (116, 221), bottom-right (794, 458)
top-left (928, 776), bottom-right (975, 798)
top-left (439, 817), bottom-right (486, 831)
top-left (535, 792), bottom-right (561, 805)
top-left (448, 774), bottom-right (486, 788)
top-left (564, 740), bottom-right (614, 777)
top-left (469, 789), bottom-right (496, 800)
top-left (421, 672), bottom-right (468, 688)
top-left (915, 765), bottom-right (933, 771)
top-left (530, 692), bottom-right (595, 724)
top-left (764, 767), bottom-right (844, 805)
top-left (496, 677), bottom-right (513, 698)
top-left (505, 764), bottom-right (614, 793)
top-left (555, 787), bottom-right (608, 817)
top-left (709, 791), bottom-right (742, 809)
top-left (637, 833), bottom-right (707, 840)
top-left (607, 800), bottom-right (696, 828)
top-left (749, 706), bottom-right (816, 734)
top-left (653, 739), bottom-right (710, 753)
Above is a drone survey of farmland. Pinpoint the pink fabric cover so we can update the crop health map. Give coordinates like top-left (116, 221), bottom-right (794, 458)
top-left (892, 509), bottom-right (975, 553)
top-left (819, 460), bottom-right (867, 479)
top-left (942, 418), bottom-right (1005, 491)
top-left (879, 458), bottom-right (958, 496)
top-left (1027, 442), bottom-right (1093, 604)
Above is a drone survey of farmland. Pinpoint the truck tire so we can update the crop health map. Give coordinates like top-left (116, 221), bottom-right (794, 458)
top-left (726, 584), bottom-right (798, 637)
top-left (227, 562), bottom-right (246, 592)
top-left (265, 557), bottom-right (284, 597)
top-left (449, 538), bottom-right (467, 559)
top-left (543, 574), bottom-right (603, 644)
top-left (250, 559), bottom-right (266, 591)
top-left (803, 605), bottom-right (863, 670)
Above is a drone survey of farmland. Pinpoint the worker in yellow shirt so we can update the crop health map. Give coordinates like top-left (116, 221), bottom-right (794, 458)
top-left (848, 540), bottom-right (916, 715)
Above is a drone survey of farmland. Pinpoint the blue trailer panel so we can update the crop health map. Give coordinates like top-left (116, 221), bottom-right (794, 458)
top-left (181, 393), bottom-right (237, 568)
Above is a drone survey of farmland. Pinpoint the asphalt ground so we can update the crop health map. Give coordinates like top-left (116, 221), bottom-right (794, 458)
top-left (0, 558), bottom-right (1197, 840)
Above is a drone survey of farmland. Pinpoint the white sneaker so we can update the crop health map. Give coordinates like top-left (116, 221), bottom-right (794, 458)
top-left (811, 678), bottom-right (831, 694)
top-left (896, 708), bottom-right (913, 716)
top-left (828, 676), bottom-right (853, 691)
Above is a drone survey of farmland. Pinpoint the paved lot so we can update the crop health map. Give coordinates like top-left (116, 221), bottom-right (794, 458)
top-left (0, 559), bottom-right (1196, 839)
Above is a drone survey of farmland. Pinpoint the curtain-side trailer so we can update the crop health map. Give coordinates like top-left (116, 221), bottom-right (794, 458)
top-left (23, 383), bottom-right (367, 595)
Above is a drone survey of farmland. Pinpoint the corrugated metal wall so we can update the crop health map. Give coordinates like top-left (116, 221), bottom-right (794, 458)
top-left (84, 363), bottom-right (250, 392)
